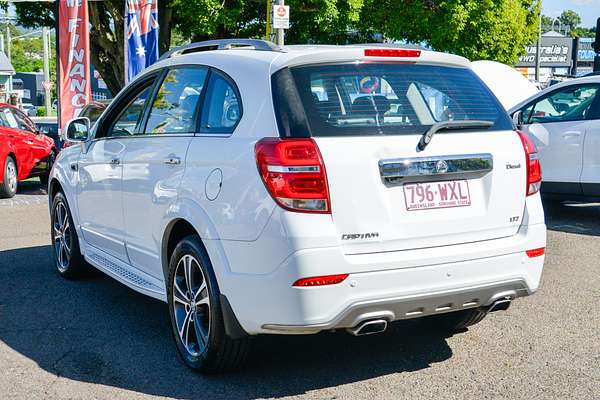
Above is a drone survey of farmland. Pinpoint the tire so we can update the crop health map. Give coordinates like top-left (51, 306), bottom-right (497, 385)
top-left (39, 150), bottom-right (56, 189)
top-left (51, 191), bottom-right (89, 278)
top-left (167, 235), bottom-right (249, 373)
top-left (424, 307), bottom-right (488, 332)
top-left (0, 156), bottom-right (18, 198)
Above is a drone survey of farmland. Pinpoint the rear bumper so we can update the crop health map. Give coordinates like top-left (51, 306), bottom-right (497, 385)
top-left (221, 222), bottom-right (546, 335)
top-left (262, 279), bottom-right (530, 334)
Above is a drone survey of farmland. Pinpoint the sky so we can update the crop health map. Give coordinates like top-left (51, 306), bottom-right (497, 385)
top-left (543, 0), bottom-right (600, 28)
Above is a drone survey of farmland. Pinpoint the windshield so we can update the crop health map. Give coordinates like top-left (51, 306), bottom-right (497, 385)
top-left (272, 63), bottom-right (512, 137)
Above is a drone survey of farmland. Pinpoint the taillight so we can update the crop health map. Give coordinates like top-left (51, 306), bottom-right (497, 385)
top-left (517, 130), bottom-right (542, 196)
top-left (364, 49), bottom-right (421, 58)
top-left (293, 274), bottom-right (349, 287)
top-left (255, 138), bottom-right (331, 213)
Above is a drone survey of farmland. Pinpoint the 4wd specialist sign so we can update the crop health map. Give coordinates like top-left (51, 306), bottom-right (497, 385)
top-left (517, 37), bottom-right (573, 68)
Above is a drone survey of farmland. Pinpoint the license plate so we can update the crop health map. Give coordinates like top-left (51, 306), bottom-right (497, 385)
top-left (403, 180), bottom-right (471, 211)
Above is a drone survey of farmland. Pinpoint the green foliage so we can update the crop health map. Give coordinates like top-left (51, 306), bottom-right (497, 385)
top-left (359, 0), bottom-right (541, 65)
top-left (10, 0), bottom-right (548, 90)
top-left (169, 0), bottom-right (366, 44)
top-left (559, 9), bottom-right (581, 30)
top-left (37, 106), bottom-right (46, 117)
top-left (0, 24), bottom-right (57, 81)
top-left (541, 14), bottom-right (553, 29)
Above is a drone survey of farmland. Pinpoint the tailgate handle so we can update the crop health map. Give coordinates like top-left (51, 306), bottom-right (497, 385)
top-left (379, 153), bottom-right (493, 184)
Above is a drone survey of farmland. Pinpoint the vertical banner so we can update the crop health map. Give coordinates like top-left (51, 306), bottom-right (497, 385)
top-left (58, 0), bottom-right (91, 131)
top-left (125, 0), bottom-right (159, 83)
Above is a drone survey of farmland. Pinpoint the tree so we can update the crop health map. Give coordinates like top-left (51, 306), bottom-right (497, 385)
top-left (358, 0), bottom-right (541, 65)
top-left (169, 0), bottom-right (366, 44)
top-left (558, 9), bottom-right (581, 31)
top-left (11, 0), bottom-right (543, 93)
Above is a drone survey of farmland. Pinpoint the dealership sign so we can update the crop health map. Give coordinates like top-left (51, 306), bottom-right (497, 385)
top-left (578, 38), bottom-right (596, 62)
top-left (516, 37), bottom-right (573, 68)
top-left (58, 0), bottom-right (91, 131)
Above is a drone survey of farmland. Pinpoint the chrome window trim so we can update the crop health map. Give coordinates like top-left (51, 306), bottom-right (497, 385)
top-left (379, 153), bottom-right (493, 182)
top-left (87, 133), bottom-right (195, 144)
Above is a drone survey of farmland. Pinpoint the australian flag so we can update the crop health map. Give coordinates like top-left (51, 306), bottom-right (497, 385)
top-left (126, 0), bottom-right (159, 83)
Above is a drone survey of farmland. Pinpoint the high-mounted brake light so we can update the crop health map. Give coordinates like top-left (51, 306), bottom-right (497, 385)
top-left (293, 274), bottom-right (349, 287)
top-left (517, 131), bottom-right (542, 196)
top-left (364, 49), bottom-right (421, 58)
top-left (526, 247), bottom-right (545, 258)
top-left (255, 138), bottom-right (331, 213)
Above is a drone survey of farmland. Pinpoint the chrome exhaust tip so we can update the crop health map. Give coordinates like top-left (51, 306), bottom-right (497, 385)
top-left (347, 319), bottom-right (388, 336)
top-left (488, 298), bottom-right (512, 313)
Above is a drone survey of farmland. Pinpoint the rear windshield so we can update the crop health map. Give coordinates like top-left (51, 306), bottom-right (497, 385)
top-left (272, 63), bottom-right (513, 137)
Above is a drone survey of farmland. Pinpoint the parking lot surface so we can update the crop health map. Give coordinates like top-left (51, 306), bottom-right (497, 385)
top-left (1, 182), bottom-right (599, 399)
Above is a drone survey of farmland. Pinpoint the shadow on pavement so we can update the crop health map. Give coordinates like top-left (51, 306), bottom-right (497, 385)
top-left (16, 179), bottom-right (47, 196)
top-left (0, 245), bottom-right (454, 400)
top-left (543, 199), bottom-right (600, 237)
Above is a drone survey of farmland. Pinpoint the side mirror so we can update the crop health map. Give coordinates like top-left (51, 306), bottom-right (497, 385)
top-left (65, 117), bottom-right (90, 143)
top-left (512, 110), bottom-right (524, 130)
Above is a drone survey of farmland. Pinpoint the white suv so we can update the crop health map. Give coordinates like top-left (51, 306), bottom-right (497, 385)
top-left (50, 40), bottom-right (546, 373)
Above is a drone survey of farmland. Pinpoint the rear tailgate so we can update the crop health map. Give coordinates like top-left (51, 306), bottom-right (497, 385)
top-left (271, 55), bottom-right (526, 254)
top-left (315, 131), bottom-right (526, 254)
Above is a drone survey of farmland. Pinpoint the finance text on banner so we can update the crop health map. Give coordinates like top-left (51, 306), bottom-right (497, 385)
top-left (58, 0), bottom-right (91, 131)
top-left (126, 0), bottom-right (159, 83)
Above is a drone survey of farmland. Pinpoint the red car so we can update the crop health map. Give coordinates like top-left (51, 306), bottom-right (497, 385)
top-left (0, 104), bottom-right (56, 198)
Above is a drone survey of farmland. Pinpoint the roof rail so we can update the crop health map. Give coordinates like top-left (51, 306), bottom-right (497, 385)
top-left (160, 39), bottom-right (281, 60)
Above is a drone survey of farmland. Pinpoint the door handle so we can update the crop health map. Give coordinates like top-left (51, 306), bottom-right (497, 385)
top-left (164, 157), bottom-right (181, 165)
top-left (109, 158), bottom-right (120, 166)
top-left (562, 132), bottom-right (581, 139)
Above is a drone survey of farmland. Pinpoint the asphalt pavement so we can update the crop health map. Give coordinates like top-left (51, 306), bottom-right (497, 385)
top-left (1, 180), bottom-right (599, 399)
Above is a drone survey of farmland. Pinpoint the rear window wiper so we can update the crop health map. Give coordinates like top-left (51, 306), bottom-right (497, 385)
top-left (417, 120), bottom-right (494, 151)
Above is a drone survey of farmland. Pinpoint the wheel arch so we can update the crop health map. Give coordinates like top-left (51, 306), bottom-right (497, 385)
top-left (161, 217), bottom-right (248, 339)
top-left (48, 177), bottom-right (63, 200)
top-left (6, 152), bottom-right (17, 171)
top-left (162, 218), bottom-right (199, 283)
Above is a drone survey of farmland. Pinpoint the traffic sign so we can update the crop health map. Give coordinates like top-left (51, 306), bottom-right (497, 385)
top-left (42, 81), bottom-right (53, 91)
top-left (272, 5), bottom-right (290, 29)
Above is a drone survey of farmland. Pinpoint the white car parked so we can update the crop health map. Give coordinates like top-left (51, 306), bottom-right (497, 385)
top-left (509, 75), bottom-right (600, 200)
top-left (49, 40), bottom-right (546, 373)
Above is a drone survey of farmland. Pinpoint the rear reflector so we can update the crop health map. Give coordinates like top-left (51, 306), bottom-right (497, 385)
top-left (364, 49), bottom-right (421, 58)
top-left (526, 247), bottom-right (545, 258)
top-left (293, 274), bottom-right (349, 287)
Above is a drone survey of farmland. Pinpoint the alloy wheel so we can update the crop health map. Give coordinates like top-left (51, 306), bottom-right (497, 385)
top-left (6, 159), bottom-right (17, 193)
top-left (173, 254), bottom-right (211, 357)
top-left (53, 201), bottom-right (71, 272)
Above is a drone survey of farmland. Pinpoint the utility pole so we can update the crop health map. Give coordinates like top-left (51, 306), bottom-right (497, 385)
top-left (6, 27), bottom-right (11, 93)
top-left (42, 27), bottom-right (52, 116)
top-left (265, 0), bottom-right (271, 40)
top-left (276, 0), bottom-right (284, 46)
top-left (535, 10), bottom-right (541, 83)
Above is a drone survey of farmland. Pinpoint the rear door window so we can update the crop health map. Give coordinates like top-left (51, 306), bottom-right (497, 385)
top-left (200, 71), bottom-right (242, 134)
top-left (144, 67), bottom-right (208, 135)
top-left (273, 63), bottom-right (512, 137)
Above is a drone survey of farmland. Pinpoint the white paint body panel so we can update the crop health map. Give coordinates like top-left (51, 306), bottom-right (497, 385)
top-left (522, 121), bottom-right (586, 183)
top-left (50, 44), bottom-right (547, 336)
